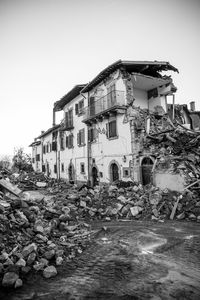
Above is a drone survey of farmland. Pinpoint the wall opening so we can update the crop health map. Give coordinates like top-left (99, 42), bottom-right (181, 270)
top-left (91, 166), bottom-right (99, 187)
top-left (68, 162), bottom-right (75, 183)
top-left (141, 156), bottom-right (153, 185)
top-left (110, 162), bottom-right (119, 182)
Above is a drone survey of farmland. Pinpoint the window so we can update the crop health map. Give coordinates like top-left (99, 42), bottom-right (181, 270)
top-left (88, 126), bottom-right (98, 143)
top-left (54, 164), bottom-right (57, 173)
top-left (66, 134), bottom-right (73, 148)
top-left (36, 154), bottom-right (40, 161)
top-left (42, 165), bottom-right (46, 172)
top-left (49, 143), bottom-right (52, 152)
top-left (75, 99), bottom-right (84, 116)
top-left (61, 163), bottom-right (64, 172)
top-left (123, 167), bottom-right (130, 178)
top-left (106, 120), bottom-right (117, 139)
top-left (52, 141), bottom-right (57, 151)
top-left (80, 163), bottom-right (85, 174)
top-left (46, 144), bottom-right (49, 153)
top-left (77, 129), bottom-right (85, 146)
top-left (65, 109), bottom-right (73, 129)
top-left (32, 158), bottom-right (35, 163)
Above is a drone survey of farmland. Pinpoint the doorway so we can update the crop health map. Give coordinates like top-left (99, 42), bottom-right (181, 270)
top-left (91, 166), bottom-right (98, 187)
top-left (68, 163), bottom-right (75, 183)
top-left (141, 157), bottom-right (153, 185)
top-left (110, 162), bottom-right (119, 182)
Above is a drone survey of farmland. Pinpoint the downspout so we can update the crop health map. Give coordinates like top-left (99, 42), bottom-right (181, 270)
top-left (57, 131), bottom-right (60, 181)
top-left (87, 91), bottom-right (91, 186)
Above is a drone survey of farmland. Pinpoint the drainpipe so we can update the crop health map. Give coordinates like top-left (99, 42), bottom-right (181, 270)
top-left (87, 91), bottom-right (91, 186)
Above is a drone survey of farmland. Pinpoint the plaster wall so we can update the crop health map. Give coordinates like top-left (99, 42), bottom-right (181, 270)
top-left (32, 144), bottom-right (42, 172)
top-left (59, 93), bottom-right (88, 182)
top-left (42, 133), bottom-right (57, 179)
top-left (154, 171), bottom-right (185, 192)
top-left (90, 114), bottom-right (132, 183)
top-left (133, 88), bottom-right (148, 109)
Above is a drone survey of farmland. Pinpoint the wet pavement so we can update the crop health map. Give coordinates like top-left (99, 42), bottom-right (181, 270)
top-left (2, 220), bottom-right (200, 300)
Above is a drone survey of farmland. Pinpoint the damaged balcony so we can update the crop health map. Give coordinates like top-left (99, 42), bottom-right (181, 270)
top-left (83, 90), bottom-right (126, 123)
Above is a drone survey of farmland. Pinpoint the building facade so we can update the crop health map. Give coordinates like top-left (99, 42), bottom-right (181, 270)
top-left (30, 60), bottom-right (179, 186)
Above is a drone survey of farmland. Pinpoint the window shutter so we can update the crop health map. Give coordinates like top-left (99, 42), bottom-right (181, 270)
top-left (82, 128), bottom-right (85, 145)
top-left (77, 132), bottom-right (79, 146)
top-left (94, 127), bottom-right (98, 140)
top-left (75, 104), bottom-right (78, 115)
top-left (66, 136), bottom-right (69, 148)
top-left (71, 134), bottom-right (73, 147)
top-left (88, 128), bottom-right (91, 142)
top-left (65, 112), bottom-right (68, 127)
top-left (106, 123), bottom-right (109, 138)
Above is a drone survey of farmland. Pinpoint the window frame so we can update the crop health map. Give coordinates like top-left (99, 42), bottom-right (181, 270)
top-left (106, 119), bottom-right (118, 140)
top-left (77, 128), bottom-right (85, 147)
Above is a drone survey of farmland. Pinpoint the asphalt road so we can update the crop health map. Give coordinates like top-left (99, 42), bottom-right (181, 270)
top-left (2, 220), bottom-right (200, 300)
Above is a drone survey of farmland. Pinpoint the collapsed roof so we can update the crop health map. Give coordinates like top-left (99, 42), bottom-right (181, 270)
top-left (82, 60), bottom-right (178, 93)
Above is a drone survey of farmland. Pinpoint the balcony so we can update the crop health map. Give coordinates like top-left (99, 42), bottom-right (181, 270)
top-left (83, 90), bottom-right (126, 123)
top-left (60, 118), bottom-right (74, 131)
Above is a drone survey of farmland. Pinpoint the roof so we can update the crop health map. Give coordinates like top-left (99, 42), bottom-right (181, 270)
top-left (37, 124), bottom-right (60, 139)
top-left (81, 60), bottom-right (179, 93)
top-left (29, 140), bottom-right (41, 147)
top-left (54, 84), bottom-right (86, 111)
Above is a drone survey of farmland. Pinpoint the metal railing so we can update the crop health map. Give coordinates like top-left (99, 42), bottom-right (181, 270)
top-left (83, 90), bottom-right (125, 120)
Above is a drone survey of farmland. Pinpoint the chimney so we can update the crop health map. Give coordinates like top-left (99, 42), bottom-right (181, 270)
top-left (190, 101), bottom-right (195, 112)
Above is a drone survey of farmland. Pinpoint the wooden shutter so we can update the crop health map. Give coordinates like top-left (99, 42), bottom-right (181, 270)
top-left (106, 123), bottom-right (109, 138)
top-left (66, 136), bottom-right (69, 148)
top-left (88, 128), bottom-right (91, 142)
top-left (82, 128), bottom-right (85, 145)
top-left (65, 112), bottom-right (68, 127)
top-left (77, 132), bottom-right (80, 146)
top-left (75, 103), bottom-right (78, 115)
top-left (71, 134), bottom-right (73, 147)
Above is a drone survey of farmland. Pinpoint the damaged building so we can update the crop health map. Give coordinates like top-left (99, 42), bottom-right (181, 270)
top-left (30, 59), bottom-right (199, 190)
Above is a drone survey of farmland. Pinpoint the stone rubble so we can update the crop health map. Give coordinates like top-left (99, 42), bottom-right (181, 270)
top-left (1, 154), bottom-right (200, 291)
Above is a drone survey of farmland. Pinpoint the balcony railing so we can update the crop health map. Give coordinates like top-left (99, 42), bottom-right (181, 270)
top-left (83, 90), bottom-right (125, 121)
top-left (60, 117), bottom-right (74, 131)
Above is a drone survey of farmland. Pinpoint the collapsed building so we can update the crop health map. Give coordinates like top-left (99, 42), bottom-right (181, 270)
top-left (30, 60), bottom-right (200, 191)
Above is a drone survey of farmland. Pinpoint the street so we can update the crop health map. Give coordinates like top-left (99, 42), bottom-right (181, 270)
top-left (3, 220), bottom-right (200, 300)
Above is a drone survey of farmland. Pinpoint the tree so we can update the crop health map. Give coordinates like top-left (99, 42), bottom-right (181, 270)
top-left (0, 155), bottom-right (11, 169)
top-left (12, 147), bottom-right (33, 172)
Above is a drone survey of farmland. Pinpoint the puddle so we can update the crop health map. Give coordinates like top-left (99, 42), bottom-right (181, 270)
top-left (137, 232), bottom-right (167, 255)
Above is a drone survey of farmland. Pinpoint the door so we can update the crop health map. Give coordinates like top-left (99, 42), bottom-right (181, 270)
top-left (110, 163), bottom-right (119, 182)
top-left (141, 157), bottom-right (153, 185)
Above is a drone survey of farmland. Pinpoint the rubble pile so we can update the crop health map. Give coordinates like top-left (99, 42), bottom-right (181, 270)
top-left (0, 170), bottom-right (52, 191)
top-left (0, 184), bottom-right (91, 289)
top-left (68, 183), bottom-right (200, 222)
top-left (145, 125), bottom-right (200, 186)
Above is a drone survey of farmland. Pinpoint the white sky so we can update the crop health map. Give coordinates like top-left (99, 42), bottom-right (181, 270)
top-left (0, 0), bottom-right (200, 157)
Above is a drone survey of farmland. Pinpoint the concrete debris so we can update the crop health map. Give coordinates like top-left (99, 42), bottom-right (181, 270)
top-left (43, 265), bottom-right (57, 278)
top-left (1, 159), bottom-right (200, 291)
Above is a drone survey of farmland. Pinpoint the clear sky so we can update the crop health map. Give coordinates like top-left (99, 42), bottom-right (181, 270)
top-left (0, 0), bottom-right (200, 157)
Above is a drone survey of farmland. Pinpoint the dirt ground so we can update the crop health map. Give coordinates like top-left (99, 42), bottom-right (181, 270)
top-left (1, 220), bottom-right (200, 300)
